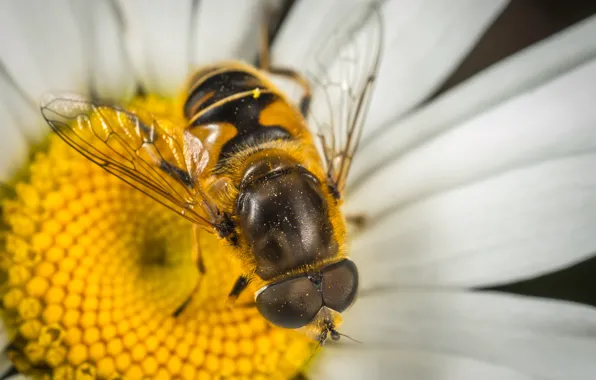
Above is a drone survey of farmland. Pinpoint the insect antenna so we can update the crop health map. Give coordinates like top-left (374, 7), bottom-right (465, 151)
top-left (330, 327), bottom-right (363, 344)
top-left (336, 332), bottom-right (363, 344)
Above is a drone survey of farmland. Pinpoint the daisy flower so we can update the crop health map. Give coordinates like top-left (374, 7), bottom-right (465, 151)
top-left (1, 1), bottom-right (596, 379)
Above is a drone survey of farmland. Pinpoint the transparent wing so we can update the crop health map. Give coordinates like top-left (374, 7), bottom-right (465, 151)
top-left (304, 1), bottom-right (383, 195)
top-left (40, 93), bottom-right (221, 230)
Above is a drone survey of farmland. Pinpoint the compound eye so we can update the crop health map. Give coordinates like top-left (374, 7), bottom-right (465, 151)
top-left (255, 276), bottom-right (323, 329)
top-left (322, 259), bottom-right (359, 312)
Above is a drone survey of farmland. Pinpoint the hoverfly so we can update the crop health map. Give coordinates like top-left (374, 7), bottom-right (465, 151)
top-left (40, 1), bottom-right (383, 345)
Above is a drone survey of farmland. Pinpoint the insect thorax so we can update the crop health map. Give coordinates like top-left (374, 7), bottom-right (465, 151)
top-left (235, 154), bottom-right (339, 280)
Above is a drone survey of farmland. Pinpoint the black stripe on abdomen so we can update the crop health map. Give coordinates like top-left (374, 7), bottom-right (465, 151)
top-left (183, 70), bottom-right (261, 119)
top-left (190, 92), bottom-right (293, 165)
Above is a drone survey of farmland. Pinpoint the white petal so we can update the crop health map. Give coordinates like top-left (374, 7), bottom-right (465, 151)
top-left (0, 66), bottom-right (43, 141)
top-left (351, 15), bottom-right (596, 185)
top-left (70, 0), bottom-right (136, 100)
top-left (0, 1), bottom-right (88, 97)
top-left (192, 0), bottom-right (265, 65)
top-left (312, 349), bottom-right (533, 380)
top-left (0, 325), bottom-right (12, 380)
top-left (0, 0), bottom-right (87, 140)
top-left (116, 0), bottom-right (194, 95)
top-left (0, 352), bottom-right (13, 380)
top-left (117, 0), bottom-right (263, 95)
top-left (327, 291), bottom-right (596, 380)
top-left (349, 58), bottom-right (596, 217)
top-left (364, 0), bottom-right (508, 139)
top-left (0, 102), bottom-right (28, 182)
top-left (0, 321), bottom-right (9, 354)
top-left (272, 0), bottom-right (508, 139)
top-left (272, 0), bottom-right (343, 66)
top-left (352, 153), bottom-right (596, 288)
top-left (348, 57), bottom-right (596, 287)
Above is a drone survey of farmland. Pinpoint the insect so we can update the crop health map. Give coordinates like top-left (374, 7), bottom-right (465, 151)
top-left (40, 1), bottom-right (383, 345)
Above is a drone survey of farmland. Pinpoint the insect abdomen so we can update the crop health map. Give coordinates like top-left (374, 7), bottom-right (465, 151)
top-left (184, 69), bottom-right (260, 118)
top-left (183, 66), bottom-right (298, 166)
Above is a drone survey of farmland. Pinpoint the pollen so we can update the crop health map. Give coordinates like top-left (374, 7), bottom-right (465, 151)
top-left (0, 95), bottom-right (314, 379)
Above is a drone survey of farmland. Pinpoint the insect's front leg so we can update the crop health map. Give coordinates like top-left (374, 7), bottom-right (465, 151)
top-left (192, 224), bottom-right (206, 274)
top-left (227, 274), bottom-right (252, 306)
top-left (172, 225), bottom-right (206, 317)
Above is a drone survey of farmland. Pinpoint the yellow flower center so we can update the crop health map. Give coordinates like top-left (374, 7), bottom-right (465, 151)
top-left (0, 95), bottom-right (314, 379)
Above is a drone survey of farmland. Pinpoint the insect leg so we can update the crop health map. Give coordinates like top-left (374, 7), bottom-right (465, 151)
top-left (346, 214), bottom-right (368, 229)
top-left (173, 274), bottom-right (204, 317)
top-left (291, 372), bottom-right (311, 380)
top-left (258, 3), bottom-right (312, 115)
top-left (259, 3), bottom-right (273, 71)
top-left (173, 226), bottom-right (205, 317)
top-left (267, 67), bottom-right (312, 116)
top-left (192, 225), bottom-right (205, 274)
top-left (173, 296), bottom-right (192, 317)
top-left (227, 275), bottom-right (251, 303)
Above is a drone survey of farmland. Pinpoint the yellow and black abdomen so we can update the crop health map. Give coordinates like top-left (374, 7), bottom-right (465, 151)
top-left (181, 62), bottom-right (310, 170)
